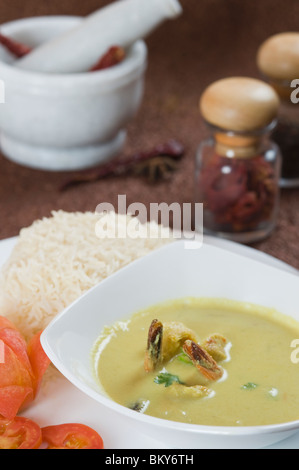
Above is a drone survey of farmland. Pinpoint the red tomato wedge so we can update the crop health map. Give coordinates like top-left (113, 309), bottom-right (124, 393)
top-left (0, 386), bottom-right (33, 421)
top-left (0, 340), bottom-right (34, 420)
top-left (27, 331), bottom-right (51, 397)
top-left (0, 416), bottom-right (42, 449)
top-left (41, 423), bottom-right (104, 449)
top-left (0, 316), bottom-right (51, 420)
top-left (0, 318), bottom-right (32, 372)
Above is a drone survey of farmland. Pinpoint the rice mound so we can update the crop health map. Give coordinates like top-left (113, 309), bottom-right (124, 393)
top-left (0, 210), bottom-right (172, 340)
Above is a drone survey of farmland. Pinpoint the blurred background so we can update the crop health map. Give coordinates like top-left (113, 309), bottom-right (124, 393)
top-left (0, 0), bottom-right (298, 267)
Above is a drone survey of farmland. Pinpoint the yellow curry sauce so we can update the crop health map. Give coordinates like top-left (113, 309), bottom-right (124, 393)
top-left (92, 298), bottom-right (299, 427)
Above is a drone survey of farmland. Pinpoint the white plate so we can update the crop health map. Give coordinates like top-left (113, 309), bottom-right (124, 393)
top-left (0, 235), bottom-right (298, 449)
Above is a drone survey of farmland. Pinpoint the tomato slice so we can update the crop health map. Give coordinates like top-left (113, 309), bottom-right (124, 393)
top-left (0, 416), bottom-right (42, 449)
top-left (41, 423), bottom-right (104, 449)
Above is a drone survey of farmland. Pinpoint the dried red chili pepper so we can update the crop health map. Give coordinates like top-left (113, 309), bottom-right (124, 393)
top-left (89, 46), bottom-right (126, 71)
top-left (199, 153), bottom-right (248, 213)
top-left (60, 140), bottom-right (185, 190)
top-left (0, 33), bottom-right (32, 58)
top-left (198, 153), bottom-right (277, 233)
top-left (0, 34), bottom-right (125, 72)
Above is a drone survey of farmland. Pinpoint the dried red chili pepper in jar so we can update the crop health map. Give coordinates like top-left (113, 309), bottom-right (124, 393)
top-left (257, 32), bottom-right (299, 188)
top-left (195, 77), bottom-right (281, 243)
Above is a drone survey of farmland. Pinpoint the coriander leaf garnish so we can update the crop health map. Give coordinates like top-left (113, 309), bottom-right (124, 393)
top-left (154, 371), bottom-right (184, 387)
top-left (241, 382), bottom-right (258, 391)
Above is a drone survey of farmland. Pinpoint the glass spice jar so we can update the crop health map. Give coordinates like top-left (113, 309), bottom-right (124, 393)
top-left (257, 33), bottom-right (299, 188)
top-left (195, 77), bottom-right (281, 243)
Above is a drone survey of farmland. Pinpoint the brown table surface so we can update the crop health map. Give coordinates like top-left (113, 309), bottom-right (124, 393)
top-left (0, 0), bottom-right (298, 270)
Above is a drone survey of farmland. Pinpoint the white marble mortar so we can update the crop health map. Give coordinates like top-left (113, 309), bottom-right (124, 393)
top-left (0, 16), bottom-right (147, 171)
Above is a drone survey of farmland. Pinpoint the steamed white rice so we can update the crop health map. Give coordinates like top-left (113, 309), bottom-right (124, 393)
top-left (0, 210), bottom-right (172, 340)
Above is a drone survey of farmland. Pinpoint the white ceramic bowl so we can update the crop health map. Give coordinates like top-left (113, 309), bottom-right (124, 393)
top-left (41, 240), bottom-right (299, 449)
top-left (0, 16), bottom-right (147, 171)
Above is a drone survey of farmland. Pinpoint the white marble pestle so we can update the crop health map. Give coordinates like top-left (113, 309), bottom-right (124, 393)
top-left (16, 0), bottom-right (182, 73)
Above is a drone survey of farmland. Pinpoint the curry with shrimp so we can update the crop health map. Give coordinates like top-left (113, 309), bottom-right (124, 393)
top-left (92, 298), bottom-right (299, 426)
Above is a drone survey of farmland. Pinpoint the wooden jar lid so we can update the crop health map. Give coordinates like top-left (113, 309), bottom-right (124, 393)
top-left (199, 77), bottom-right (279, 133)
top-left (257, 32), bottom-right (299, 81)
